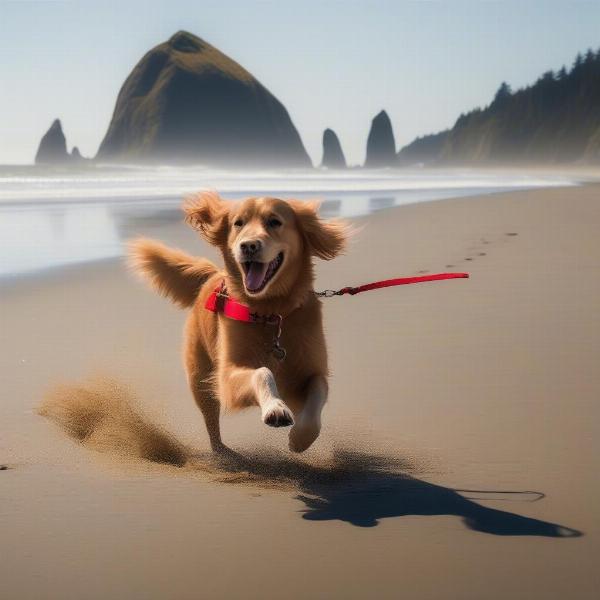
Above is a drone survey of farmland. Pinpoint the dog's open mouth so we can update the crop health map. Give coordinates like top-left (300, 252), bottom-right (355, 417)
top-left (241, 252), bottom-right (284, 293)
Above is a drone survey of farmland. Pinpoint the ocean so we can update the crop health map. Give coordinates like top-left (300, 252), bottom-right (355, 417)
top-left (0, 165), bottom-right (576, 279)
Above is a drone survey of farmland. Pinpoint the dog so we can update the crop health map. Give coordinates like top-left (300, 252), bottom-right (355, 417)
top-left (129, 192), bottom-right (348, 453)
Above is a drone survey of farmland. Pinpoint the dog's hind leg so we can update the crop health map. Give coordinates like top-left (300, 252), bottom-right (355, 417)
top-left (185, 344), bottom-right (224, 452)
top-left (190, 374), bottom-right (224, 452)
top-left (288, 375), bottom-right (328, 453)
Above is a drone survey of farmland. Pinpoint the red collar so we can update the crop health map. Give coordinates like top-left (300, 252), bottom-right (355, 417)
top-left (205, 281), bottom-right (284, 325)
top-left (205, 281), bottom-right (288, 360)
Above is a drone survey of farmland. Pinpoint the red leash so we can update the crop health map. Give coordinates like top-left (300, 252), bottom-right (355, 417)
top-left (315, 272), bottom-right (469, 297)
top-left (205, 272), bottom-right (469, 361)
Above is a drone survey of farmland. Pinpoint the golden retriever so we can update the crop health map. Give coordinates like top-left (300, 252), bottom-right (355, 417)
top-left (129, 192), bottom-right (348, 453)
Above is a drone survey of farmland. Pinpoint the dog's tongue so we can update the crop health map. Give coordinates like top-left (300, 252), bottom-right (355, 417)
top-left (245, 262), bottom-right (268, 291)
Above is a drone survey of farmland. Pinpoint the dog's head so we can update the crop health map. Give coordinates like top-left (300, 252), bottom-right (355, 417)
top-left (184, 192), bottom-right (348, 300)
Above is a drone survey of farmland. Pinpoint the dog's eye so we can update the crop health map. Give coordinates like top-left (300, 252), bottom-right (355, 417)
top-left (233, 219), bottom-right (244, 228)
top-left (267, 218), bottom-right (282, 228)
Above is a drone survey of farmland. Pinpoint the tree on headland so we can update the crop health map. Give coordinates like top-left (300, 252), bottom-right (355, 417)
top-left (491, 82), bottom-right (512, 108)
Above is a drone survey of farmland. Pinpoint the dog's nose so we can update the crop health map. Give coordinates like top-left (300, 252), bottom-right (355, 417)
top-left (240, 240), bottom-right (262, 257)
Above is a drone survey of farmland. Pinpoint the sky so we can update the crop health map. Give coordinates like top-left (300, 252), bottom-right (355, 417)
top-left (1, 0), bottom-right (600, 165)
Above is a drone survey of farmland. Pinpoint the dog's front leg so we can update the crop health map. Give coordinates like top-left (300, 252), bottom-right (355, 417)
top-left (289, 375), bottom-right (328, 453)
top-left (221, 366), bottom-right (294, 427)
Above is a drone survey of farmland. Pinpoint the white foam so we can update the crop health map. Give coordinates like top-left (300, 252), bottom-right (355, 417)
top-left (0, 166), bottom-right (576, 203)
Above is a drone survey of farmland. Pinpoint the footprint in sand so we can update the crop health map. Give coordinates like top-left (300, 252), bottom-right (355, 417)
top-left (446, 232), bottom-right (516, 271)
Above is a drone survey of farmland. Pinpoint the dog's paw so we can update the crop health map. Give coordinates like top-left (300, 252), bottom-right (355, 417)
top-left (288, 419), bottom-right (321, 453)
top-left (262, 400), bottom-right (294, 428)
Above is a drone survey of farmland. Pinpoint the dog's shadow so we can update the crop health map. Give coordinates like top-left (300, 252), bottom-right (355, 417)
top-left (207, 447), bottom-right (582, 536)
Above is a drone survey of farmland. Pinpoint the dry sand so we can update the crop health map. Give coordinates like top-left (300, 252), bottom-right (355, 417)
top-left (1, 185), bottom-right (599, 599)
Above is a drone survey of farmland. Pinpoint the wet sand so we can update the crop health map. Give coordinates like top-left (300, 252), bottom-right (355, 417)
top-left (1, 185), bottom-right (599, 599)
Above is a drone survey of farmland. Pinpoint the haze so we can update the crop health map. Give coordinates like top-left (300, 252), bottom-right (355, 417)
top-left (1, 0), bottom-right (599, 165)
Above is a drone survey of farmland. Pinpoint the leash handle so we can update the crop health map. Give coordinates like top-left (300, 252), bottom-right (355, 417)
top-left (316, 272), bottom-right (469, 297)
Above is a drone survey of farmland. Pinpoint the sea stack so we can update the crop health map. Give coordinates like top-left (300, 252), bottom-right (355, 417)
top-left (97, 31), bottom-right (311, 167)
top-left (71, 146), bottom-right (86, 162)
top-left (35, 119), bottom-right (70, 164)
top-left (364, 110), bottom-right (396, 167)
top-left (320, 128), bottom-right (346, 169)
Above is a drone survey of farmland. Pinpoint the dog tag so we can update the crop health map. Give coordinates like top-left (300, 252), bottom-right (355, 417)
top-left (272, 345), bottom-right (287, 361)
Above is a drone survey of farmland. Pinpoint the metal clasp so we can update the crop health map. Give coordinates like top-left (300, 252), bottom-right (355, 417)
top-left (270, 314), bottom-right (286, 361)
top-left (316, 289), bottom-right (337, 298)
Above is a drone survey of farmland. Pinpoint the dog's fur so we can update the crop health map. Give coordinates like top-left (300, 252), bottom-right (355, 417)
top-left (129, 192), bottom-right (348, 453)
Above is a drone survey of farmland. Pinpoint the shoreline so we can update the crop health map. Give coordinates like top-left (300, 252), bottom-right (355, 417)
top-left (0, 179), bottom-right (588, 284)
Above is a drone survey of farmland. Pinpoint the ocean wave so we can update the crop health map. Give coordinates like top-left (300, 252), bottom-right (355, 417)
top-left (0, 167), bottom-right (576, 203)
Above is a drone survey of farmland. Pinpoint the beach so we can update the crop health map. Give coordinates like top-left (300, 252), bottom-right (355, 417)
top-left (1, 184), bottom-right (599, 599)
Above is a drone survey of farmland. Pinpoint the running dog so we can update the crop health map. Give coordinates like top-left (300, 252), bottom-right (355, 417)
top-left (129, 192), bottom-right (348, 453)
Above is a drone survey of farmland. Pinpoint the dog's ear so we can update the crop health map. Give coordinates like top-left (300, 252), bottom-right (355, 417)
top-left (290, 201), bottom-right (349, 260)
top-left (183, 191), bottom-right (229, 247)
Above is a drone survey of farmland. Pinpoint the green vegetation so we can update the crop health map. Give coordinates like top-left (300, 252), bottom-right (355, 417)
top-left (398, 47), bottom-right (600, 164)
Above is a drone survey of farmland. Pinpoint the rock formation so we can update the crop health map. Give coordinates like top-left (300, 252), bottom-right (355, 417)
top-left (96, 31), bottom-right (311, 167)
top-left (35, 119), bottom-right (70, 164)
top-left (320, 128), bottom-right (346, 168)
top-left (364, 110), bottom-right (396, 167)
top-left (71, 146), bottom-right (82, 160)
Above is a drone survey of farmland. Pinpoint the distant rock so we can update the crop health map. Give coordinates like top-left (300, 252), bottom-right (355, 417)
top-left (364, 110), bottom-right (396, 167)
top-left (70, 146), bottom-right (89, 163)
top-left (35, 119), bottom-right (70, 164)
top-left (397, 130), bottom-right (448, 165)
top-left (97, 31), bottom-right (311, 167)
top-left (320, 128), bottom-right (346, 169)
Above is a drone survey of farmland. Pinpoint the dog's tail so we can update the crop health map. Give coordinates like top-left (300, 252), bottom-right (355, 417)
top-left (128, 238), bottom-right (218, 308)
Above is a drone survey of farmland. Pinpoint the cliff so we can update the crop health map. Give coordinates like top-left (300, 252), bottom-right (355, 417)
top-left (397, 131), bottom-right (448, 165)
top-left (398, 48), bottom-right (600, 164)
